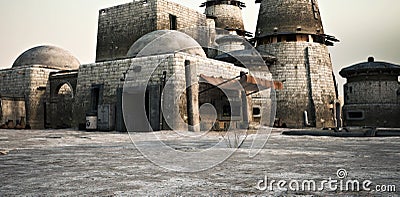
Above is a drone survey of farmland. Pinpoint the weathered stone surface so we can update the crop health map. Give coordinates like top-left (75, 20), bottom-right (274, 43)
top-left (74, 52), bottom-right (250, 131)
top-left (255, 0), bottom-right (337, 128)
top-left (340, 58), bottom-right (400, 127)
top-left (256, 0), bottom-right (324, 37)
top-left (0, 129), bottom-right (399, 196)
top-left (95, 0), bottom-right (207, 62)
top-left (12, 46), bottom-right (80, 70)
top-left (0, 66), bottom-right (60, 129)
top-left (257, 42), bottom-right (336, 128)
top-left (205, 3), bottom-right (245, 31)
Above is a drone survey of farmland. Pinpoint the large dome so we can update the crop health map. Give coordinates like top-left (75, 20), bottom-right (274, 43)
top-left (12, 45), bottom-right (80, 70)
top-left (126, 30), bottom-right (206, 58)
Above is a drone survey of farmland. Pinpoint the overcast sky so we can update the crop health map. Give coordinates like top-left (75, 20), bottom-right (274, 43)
top-left (1, 0), bottom-right (399, 95)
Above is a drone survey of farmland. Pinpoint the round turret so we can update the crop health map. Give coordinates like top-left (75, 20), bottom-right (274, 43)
top-left (256, 0), bottom-right (324, 38)
top-left (254, 0), bottom-right (338, 128)
top-left (202, 0), bottom-right (246, 35)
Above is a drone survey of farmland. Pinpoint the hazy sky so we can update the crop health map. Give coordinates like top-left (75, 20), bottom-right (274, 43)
top-left (1, 0), bottom-right (399, 95)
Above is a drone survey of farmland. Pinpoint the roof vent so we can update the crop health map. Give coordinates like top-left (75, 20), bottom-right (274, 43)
top-left (368, 57), bottom-right (375, 62)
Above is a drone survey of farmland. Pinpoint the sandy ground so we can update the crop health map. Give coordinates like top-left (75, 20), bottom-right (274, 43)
top-left (0, 129), bottom-right (399, 196)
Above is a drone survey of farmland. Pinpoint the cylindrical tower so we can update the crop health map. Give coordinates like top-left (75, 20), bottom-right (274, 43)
top-left (201, 0), bottom-right (247, 36)
top-left (255, 0), bottom-right (339, 128)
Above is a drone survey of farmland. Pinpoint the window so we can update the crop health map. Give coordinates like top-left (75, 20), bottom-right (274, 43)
top-left (169, 14), bottom-right (177, 30)
top-left (253, 107), bottom-right (261, 118)
top-left (347, 111), bottom-right (364, 120)
top-left (286, 34), bottom-right (297, 42)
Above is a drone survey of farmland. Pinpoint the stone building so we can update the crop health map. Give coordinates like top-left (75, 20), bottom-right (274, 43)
top-left (255, 0), bottom-right (340, 128)
top-left (95, 0), bottom-right (207, 62)
top-left (1, 0), bottom-right (342, 130)
top-left (339, 57), bottom-right (400, 128)
top-left (0, 45), bottom-right (80, 129)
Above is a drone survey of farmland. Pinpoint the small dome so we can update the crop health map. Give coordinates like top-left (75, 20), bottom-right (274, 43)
top-left (12, 45), bottom-right (80, 70)
top-left (127, 30), bottom-right (206, 58)
top-left (339, 57), bottom-right (400, 77)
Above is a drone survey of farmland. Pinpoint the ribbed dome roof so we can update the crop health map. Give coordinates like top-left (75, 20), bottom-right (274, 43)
top-left (12, 45), bottom-right (80, 70)
top-left (340, 57), bottom-right (400, 77)
top-left (256, 0), bottom-right (325, 38)
top-left (126, 30), bottom-right (206, 58)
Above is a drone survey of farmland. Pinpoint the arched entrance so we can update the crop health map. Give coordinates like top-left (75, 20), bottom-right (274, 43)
top-left (47, 71), bottom-right (78, 128)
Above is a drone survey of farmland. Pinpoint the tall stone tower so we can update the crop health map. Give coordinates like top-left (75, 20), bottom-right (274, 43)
top-left (255, 0), bottom-right (339, 128)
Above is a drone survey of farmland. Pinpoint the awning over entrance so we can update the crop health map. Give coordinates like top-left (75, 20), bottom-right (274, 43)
top-left (199, 73), bottom-right (283, 94)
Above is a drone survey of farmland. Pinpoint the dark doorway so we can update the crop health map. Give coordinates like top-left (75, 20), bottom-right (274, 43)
top-left (91, 84), bottom-right (103, 112)
top-left (169, 14), bottom-right (177, 30)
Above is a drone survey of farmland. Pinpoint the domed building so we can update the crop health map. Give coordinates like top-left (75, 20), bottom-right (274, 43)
top-left (0, 45), bottom-right (80, 129)
top-left (73, 29), bottom-right (279, 132)
top-left (1, 0), bottom-right (281, 132)
top-left (340, 57), bottom-right (400, 128)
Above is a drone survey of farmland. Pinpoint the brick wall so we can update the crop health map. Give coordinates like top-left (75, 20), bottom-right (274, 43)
top-left (344, 79), bottom-right (400, 104)
top-left (257, 42), bottom-right (337, 128)
top-left (205, 4), bottom-right (244, 31)
top-left (343, 76), bottom-right (400, 127)
top-left (73, 52), bottom-right (253, 130)
top-left (256, 0), bottom-right (324, 37)
top-left (0, 66), bottom-right (59, 129)
top-left (95, 0), bottom-right (207, 62)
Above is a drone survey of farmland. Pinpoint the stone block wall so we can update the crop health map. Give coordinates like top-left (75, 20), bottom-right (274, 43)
top-left (257, 42), bottom-right (337, 128)
top-left (0, 66), bottom-right (58, 129)
top-left (343, 104), bottom-right (400, 128)
top-left (0, 98), bottom-right (25, 126)
top-left (95, 0), bottom-right (207, 62)
top-left (0, 67), bottom-right (31, 98)
top-left (27, 67), bottom-right (58, 129)
top-left (73, 59), bottom-right (131, 128)
top-left (204, 4), bottom-right (244, 31)
top-left (73, 52), bottom-right (254, 131)
top-left (256, 0), bottom-right (324, 38)
top-left (344, 79), bottom-right (400, 105)
top-left (156, 0), bottom-right (206, 31)
top-left (343, 77), bottom-right (400, 128)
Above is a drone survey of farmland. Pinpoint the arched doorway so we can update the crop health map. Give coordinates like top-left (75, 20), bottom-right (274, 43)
top-left (49, 83), bottom-right (74, 128)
